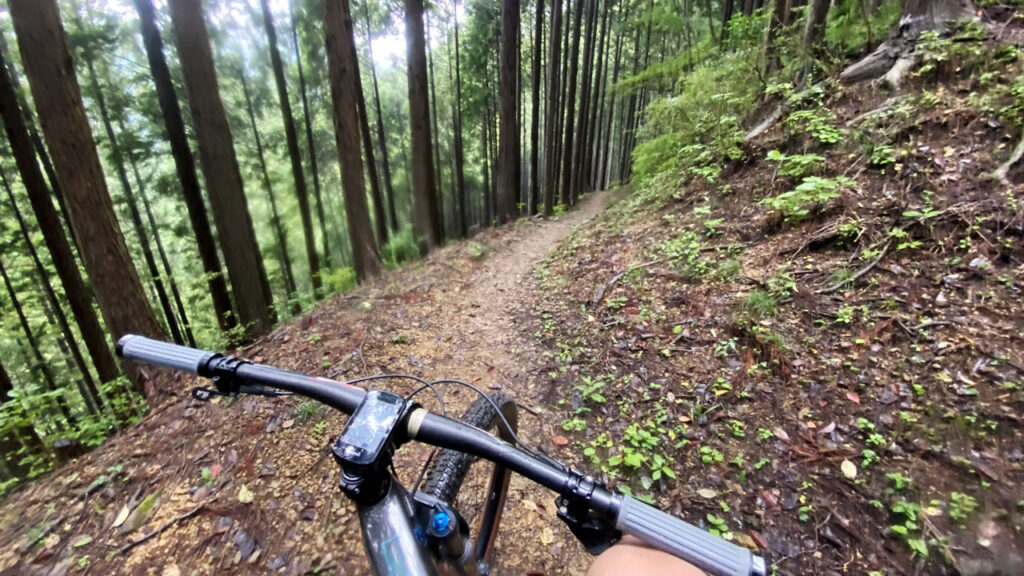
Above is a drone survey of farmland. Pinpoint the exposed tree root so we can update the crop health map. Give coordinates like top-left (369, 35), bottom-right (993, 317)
top-left (990, 134), bottom-right (1024, 186)
top-left (817, 241), bottom-right (891, 294)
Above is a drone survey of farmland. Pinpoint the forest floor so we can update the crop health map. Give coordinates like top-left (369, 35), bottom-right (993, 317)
top-left (0, 192), bottom-right (610, 576)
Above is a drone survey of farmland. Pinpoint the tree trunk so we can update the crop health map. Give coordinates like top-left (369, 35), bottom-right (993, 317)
top-left (168, 0), bottom-right (276, 339)
top-left (553, 0), bottom-right (572, 205)
top-left (404, 0), bottom-right (444, 249)
top-left (803, 0), bottom-right (832, 54)
top-left (425, 17), bottom-right (446, 231)
top-left (0, 166), bottom-right (101, 415)
top-left (765, 0), bottom-right (789, 72)
top-left (239, 68), bottom-right (300, 308)
top-left (289, 0), bottom-right (332, 269)
top-left (569, 0), bottom-right (598, 203)
top-left (260, 0), bottom-right (321, 296)
top-left (529, 0), bottom-right (545, 216)
top-left (120, 125), bottom-right (196, 348)
top-left (721, 0), bottom-right (735, 43)
top-left (497, 0), bottom-right (521, 223)
top-left (482, 116), bottom-right (492, 227)
top-left (362, 0), bottom-right (400, 232)
top-left (134, 0), bottom-right (236, 333)
top-left (324, 0), bottom-right (382, 280)
top-left (559, 0), bottom-right (586, 205)
top-left (10, 0), bottom-right (166, 398)
top-left (586, 0), bottom-right (610, 194)
top-left (0, 42), bottom-right (120, 385)
top-left (452, 2), bottom-right (468, 236)
top-left (353, 48), bottom-right (390, 247)
top-left (0, 255), bottom-right (74, 424)
top-left (83, 56), bottom-right (184, 346)
top-left (543, 0), bottom-right (564, 216)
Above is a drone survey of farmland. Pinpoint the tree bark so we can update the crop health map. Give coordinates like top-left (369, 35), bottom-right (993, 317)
top-left (803, 0), bottom-right (832, 54)
top-left (765, 0), bottom-right (789, 72)
top-left (362, 0), bottom-right (400, 232)
top-left (452, 2), bottom-right (468, 236)
top-left (134, 0), bottom-right (236, 333)
top-left (0, 42), bottom-right (120, 385)
top-left (289, 0), bottom-right (332, 269)
top-left (569, 0), bottom-right (598, 203)
top-left (260, 0), bottom-right (321, 296)
top-left (586, 0), bottom-right (610, 194)
top-left (426, 17), bottom-right (446, 230)
top-left (324, 0), bottom-right (382, 280)
top-left (529, 0), bottom-right (545, 216)
top-left (559, 0), bottom-right (586, 205)
top-left (168, 0), bottom-right (275, 339)
top-left (239, 68), bottom-right (300, 307)
top-left (10, 0), bottom-right (166, 398)
top-left (497, 0), bottom-right (522, 223)
top-left (404, 0), bottom-right (444, 249)
top-left (543, 0), bottom-right (564, 216)
top-left (353, 47), bottom-right (390, 247)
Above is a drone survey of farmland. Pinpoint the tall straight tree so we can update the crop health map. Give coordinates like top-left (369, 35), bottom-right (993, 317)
top-left (559, 0), bottom-right (586, 205)
top-left (352, 54), bottom-right (390, 247)
top-left (0, 43), bottom-right (119, 384)
top-left (324, 0), bottom-right (382, 279)
top-left (8, 0), bottom-right (166, 396)
top-left (81, 51), bottom-right (185, 346)
top-left (496, 0), bottom-right (521, 223)
top-left (529, 0), bottom-right (545, 215)
top-left (289, 0), bottom-right (331, 267)
top-left (404, 0), bottom-right (444, 249)
top-left (239, 68), bottom-right (299, 306)
top-left (259, 0), bottom-right (321, 295)
top-left (167, 0), bottom-right (275, 338)
top-left (362, 0), bottom-right (399, 232)
top-left (542, 0), bottom-right (564, 215)
top-left (134, 0), bottom-right (236, 333)
top-left (451, 2), bottom-right (468, 236)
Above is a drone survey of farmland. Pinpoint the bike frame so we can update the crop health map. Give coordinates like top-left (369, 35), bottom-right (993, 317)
top-left (359, 480), bottom-right (438, 576)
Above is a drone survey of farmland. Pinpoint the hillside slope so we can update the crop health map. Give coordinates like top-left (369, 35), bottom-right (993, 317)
top-left (527, 23), bottom-right (1023, 576)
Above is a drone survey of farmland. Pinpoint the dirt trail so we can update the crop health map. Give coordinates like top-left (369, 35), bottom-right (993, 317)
top-left (0, 192), bottom-right (610, 576)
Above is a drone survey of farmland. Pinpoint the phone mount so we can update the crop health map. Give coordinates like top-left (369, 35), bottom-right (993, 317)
top-left (332, 390), bottom-right (410, 505)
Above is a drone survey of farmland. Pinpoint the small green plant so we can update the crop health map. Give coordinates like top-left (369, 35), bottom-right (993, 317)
top-left (575, 376), bottom-right (608, 404)
top-left (322, 267), bottom-right (357, 293)
top-left (726, 419), bottom-right (746, 438)
top-left (948, 492), bottom-right (977, 523)
top-left (766, 150), bottom-right (826, 177)
top-left (869, 144), bottom-right (897, 167)
top-left (740, 290), bottom-right (777, 320)
top-left (757, 427), bottom-right (774, 442)
top-left (703, 218), bottom-right (725, 237)
top-left (381, 227), bottom-right (421, 268)
top-left (294, 400), bottom-right (326, 423)
top-left (835, 305), bottom-right (856, 325)
top-left (886, 472), bottom-right (912, 492)
top-left (785, 108), bottom-right (844, 145)
top-left (700, 445), bottom-right (724, 464)
top-left (706, 514), bottom-right (732, 539)
top-left (798, 504), bottom-right (814, 523)
top-left (890, 500), bottom-right (928, 557)
top-left (760, 176), bottom-right (855, 222)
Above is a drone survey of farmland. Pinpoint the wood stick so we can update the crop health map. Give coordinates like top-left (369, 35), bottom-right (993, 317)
top-left (817, 241), bottom-right (890, 294)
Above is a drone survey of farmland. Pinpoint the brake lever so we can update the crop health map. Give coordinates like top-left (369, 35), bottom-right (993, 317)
top-left (191, 385), bottom-right (291, 402)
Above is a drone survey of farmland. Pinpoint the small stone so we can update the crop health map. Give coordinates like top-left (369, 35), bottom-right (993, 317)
top-left (936, 292), bottom-right (949, 307)
top-left (841, 460), bottom-right (857, 480)
top-left (969, 257), bottom-right (991, 273)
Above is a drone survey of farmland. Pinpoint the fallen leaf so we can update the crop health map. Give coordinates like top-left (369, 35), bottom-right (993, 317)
top-left (696, 488), bottom-right (717, 499)
top-left (846, 391), bottom-right (861, 405)
top-left (540, 527), bottom-right (554, 545)
top-left (72, 535), bottom-right (92, 548)
top-left (818, 421), bottom-right (836, 435)
top-left (162, 566), bottom-right (181, 576)
top-left (772, 427), bottom-right (790, 442)
top-left (841, 460), bottom-right (857, 480)
top-left (238, 485), bottom-right (255, 504)
top-left (551, 435), bottom-right (569, 446)
top-left (112, 504), bottom-right (130, 528)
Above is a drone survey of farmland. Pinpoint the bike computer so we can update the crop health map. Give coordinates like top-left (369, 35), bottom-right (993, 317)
top-left (333, 390), bottom-right (406, 467)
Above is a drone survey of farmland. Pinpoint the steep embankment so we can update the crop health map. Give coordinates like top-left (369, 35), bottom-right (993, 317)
top-left (526, 24), bottom-right (1023, 576)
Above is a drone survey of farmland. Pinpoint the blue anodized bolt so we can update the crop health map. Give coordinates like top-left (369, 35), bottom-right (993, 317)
top-left (431, 510), bottom-right (452, 535)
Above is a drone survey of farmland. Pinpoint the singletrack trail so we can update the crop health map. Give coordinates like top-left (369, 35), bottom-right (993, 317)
top-left (0, 192), bottom-right (609, 576)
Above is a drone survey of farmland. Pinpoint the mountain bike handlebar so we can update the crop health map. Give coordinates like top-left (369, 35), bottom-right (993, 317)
top-left (117, 335), bottom-right (765, 576)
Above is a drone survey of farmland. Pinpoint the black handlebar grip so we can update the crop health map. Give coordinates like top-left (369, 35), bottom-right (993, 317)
top-left (116, 335), bottom-right (217, 375)
top-left (615, 496), bottom-right (766, 576)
